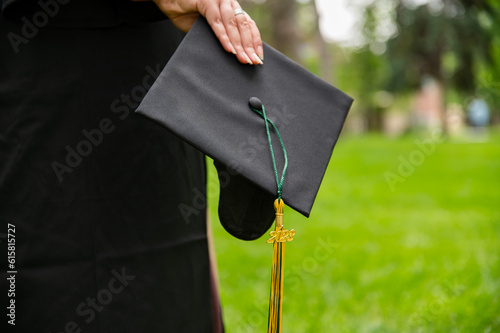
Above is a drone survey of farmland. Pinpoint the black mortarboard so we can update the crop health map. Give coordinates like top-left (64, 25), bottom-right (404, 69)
top-left (136, 17), bottom-right (353, 241)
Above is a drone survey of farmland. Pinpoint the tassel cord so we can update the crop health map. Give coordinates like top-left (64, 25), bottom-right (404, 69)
top-left (250, 105), bottom-right (288, 200)
top-left (250, 102), bottom-right (291, 333)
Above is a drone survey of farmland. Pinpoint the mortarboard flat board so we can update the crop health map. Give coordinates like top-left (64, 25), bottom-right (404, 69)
top-left (136, 17), bottom-right (353, 241)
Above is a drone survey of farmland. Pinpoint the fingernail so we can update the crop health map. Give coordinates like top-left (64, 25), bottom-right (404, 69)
top-left (252, 53), bottom-right (263, 65)
top-left (244, 54), bottom-right (253, 65)
top-left (229, 43), bottom-right (236, 55)
top-left (257, 46), bottom-right (264, 61)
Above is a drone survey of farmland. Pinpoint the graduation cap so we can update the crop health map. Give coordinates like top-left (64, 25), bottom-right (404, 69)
top-left (136, 16), bottom-right (353, 332)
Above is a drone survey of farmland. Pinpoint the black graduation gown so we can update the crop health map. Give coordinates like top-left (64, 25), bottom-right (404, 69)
top-left (0, 1), bottom-right (215, 332)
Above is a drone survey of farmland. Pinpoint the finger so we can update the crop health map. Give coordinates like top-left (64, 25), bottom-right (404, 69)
top-left (231, 3), bottom-right (262, 65)
top-left (246, 16), bottom-right (264, 61)
top-left (220, 1), bottom-right (253, 65)
top-left (203, 3), bottom-right (237, 56)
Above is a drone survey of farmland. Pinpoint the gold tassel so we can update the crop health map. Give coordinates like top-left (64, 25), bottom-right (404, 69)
top-left (267, 199), bottom-right (295, 333)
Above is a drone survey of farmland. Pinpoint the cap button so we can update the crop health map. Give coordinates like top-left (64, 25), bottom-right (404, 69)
top-left (249, 97), bottom-right (263, 111)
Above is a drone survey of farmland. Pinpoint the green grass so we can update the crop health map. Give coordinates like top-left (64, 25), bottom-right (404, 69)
top-left (207, 130), bottom-right (500, 333)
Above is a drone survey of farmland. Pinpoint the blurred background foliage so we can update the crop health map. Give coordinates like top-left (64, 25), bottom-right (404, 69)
top-left (211, 0), bottom-right (500, 332)
top-left (239, 0), bottom-right (500, 135)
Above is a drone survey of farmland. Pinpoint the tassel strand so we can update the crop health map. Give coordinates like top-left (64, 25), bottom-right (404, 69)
top-left (267, 199), bottom-right (295, 333)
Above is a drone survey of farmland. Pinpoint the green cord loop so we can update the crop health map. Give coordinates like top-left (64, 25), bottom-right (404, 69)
top-left (250, 104), bottom-right (288, 200)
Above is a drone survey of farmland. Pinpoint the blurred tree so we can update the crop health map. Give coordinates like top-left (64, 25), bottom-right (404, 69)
top-left (385, 0), bottom-right (496, 131)
top-left (267, 0), bottom-right (300, 61)
top-left (309, 0), bottom-right (333, 82)
top-left (474, 0), bottom-right (500, 119)
top-left (335, 4), bottom-right (392, 131)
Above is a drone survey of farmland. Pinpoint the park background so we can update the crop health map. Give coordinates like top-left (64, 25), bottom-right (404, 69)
top-left (208, 0), bottom-right (500, 332)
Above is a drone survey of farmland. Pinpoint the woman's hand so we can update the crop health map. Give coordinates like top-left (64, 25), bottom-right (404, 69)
top-left (149, 0), bottom-right (264, 65)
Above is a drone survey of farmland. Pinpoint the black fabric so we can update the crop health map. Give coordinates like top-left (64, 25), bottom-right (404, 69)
top-left (214, 160), bottom-right (275, 241)
top-left (0, 10), bottom-right (215, 333)
top-left (0, 0), bottom-right (16, 12)
top-left (1, 0), bottom-right (166, 27)
top-left (136, 17), bottom-right (353, 240)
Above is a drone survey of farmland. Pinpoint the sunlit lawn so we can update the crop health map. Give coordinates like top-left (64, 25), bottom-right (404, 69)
top-left (208, 129), bottom-right (500, 333)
